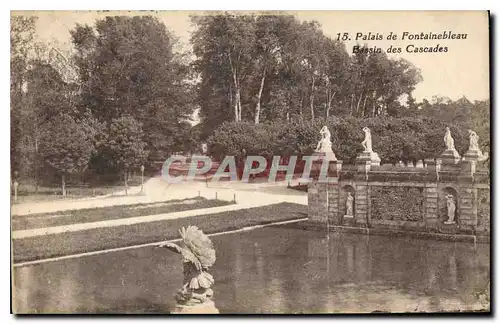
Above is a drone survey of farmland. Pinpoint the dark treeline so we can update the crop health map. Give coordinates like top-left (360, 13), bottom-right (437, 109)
top-left (192, 14), bottom-right (422, 137)
top-left (10, 13), bottom-right (490, 193)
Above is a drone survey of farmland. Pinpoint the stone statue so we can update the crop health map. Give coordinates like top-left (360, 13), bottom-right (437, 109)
top-left (468, 130), bottom-right (480, 151)
top-left (444, 127), bottom-right (455, 151)
top-left (356, 126), bottom-right (380, 166)
top-left (444, 195), bottom-right (456, 224)
top-left (346, 192), bottom-right (354, 216)
top-left (361, 127), bottom-right (372, 152)
top-left (315, 126), bottom-right (333, 153)
top-left (158, 226), bottom-right (218, 313)
top-left (462, 129), bottom-right (488, 163)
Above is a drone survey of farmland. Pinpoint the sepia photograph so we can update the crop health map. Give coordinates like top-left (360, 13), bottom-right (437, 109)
top-left (10, 10), bottom-right (490, 314)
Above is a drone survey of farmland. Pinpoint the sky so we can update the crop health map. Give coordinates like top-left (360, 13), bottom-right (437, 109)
top-left (15, 10), bottom-right (490, 102)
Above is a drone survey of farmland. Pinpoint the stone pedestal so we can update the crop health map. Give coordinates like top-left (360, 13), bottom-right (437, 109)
top-left (316, 151), bottom-right (337, 161)
top-left (424, 184), bottom-right (438, 229)
top-left (463, 149), bottom-right (488, 165)
top-left (440, 149), bottom-right (461, 165)
top-left (171, 301), bottom-right (219, 314)
top-left (308, 181), bottom-right (328, 223)
top-left (311, 152), bottom-right (341, 179)
top-left (463, 150), bottom-right (481, 161)
top-left (441, 222), bottom-right (458, 234)
top-left (460, 159), bottom-right (476, 177)
top-left (458, 185), bottom-right (477, 230)
top-left (354, 183), bottom-right (369, 226)
top-left (356, 151), bottom-right (381, 166)
top-left (342, 215), bottom-right (355, 227)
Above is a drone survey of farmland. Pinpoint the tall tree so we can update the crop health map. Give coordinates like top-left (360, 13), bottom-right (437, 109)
top-left (322, 39), bottom-right (349, 118)
top-left (252, 15), bottom-right (284, 124)
top-left (39, 113), bottom-right (96, 196)
top-left (298, 21), bottom-right (325, 120)
top-left (70, 16), bottom-right (193, 161)
top-left (192, 14), bottom-right (256, 125)
top-left (191, 13), bottom-right (422, 134)
top-left (10, 15), bottom-right (38, 177)
top-left (100, 116), bottom-right (148, 193)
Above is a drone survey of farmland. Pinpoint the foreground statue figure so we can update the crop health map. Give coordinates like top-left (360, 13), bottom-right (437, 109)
top-left (467, 129), bottom-right (489, 162)
top-left (440, 127), bottom-right (461, 164)
top-left (356, 127), bottom-right (380, 166)
top-left (158, 226), bottom-right (218, 314)
top-left (346, 192), bottom-right (354, 217)
top-left (444, 195), bottom-right (456, 224)
top-left (315, 125), bottom-right (333, 153)
top-left (444, 127), bottom-right (455, 151)
top-left (361, 127), bottom-right (373, 152)
top-left (468, 130), bottom-right (480, 151)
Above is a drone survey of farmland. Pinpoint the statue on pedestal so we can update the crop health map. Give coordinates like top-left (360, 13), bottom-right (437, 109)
top-left (468, 130), bottom-right (480, 151)
top-left (315, 126), bottom-right (333, 153)
top-left (444, 195), bottom-right (456, 224)
top-left (356, 127), bottom-right (380, 167)
top-left (444, 127), bottom-right (455, 151)
top-left (158, 226), bottom-right (218, 314)
top-left (440, 127), bottom-right (461, 164)
top-left (361, 127), bottom-right (372, 152)
top-left (467, 129), bottom-right (489, 162)
top-left (346, 192), bottom-right (354, 217)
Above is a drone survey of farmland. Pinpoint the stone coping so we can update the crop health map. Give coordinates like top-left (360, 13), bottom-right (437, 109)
top-left (298, 221), bottom-right (490, 244)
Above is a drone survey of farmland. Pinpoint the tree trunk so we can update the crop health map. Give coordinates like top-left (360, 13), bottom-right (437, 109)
top-left (325, 79), bottom-right (330, 118)
top-left (356, 94), bottom-right (363, 117)
top-left (326, 91), bottom-right (336, 118)
top-left (34, 136), bottom-right (39, 193)
top-left (229, 54), bottom-right (241, 122)
top-left (229, 82), bottom-right (233, 116)
top-left (299, 97), bottom-right (303, 118)
top-left (362, 95), bottom-right (368, 117)
top-left (234, 82), bottom-right (240, 122)
top-left (286, 93), bottom-right (291, 122)
top-left (61, 174), bottom-right (66, 196)
top-left (310, 76), bottom-right (316, 120)
top-left (234, 96), bottom-right (238, 121)
top-left (326, 88), bottom-right (330, 118)
top-left (124, 170), bottom-right (128, 196)
top-left (255, 70), bottom-right (266, 124)
top-left (237, 91), bottom-right (242, 121)
top-left (372, 92), bottom-right (377, 117)
top-left (350, 94), bottom-right (355, 116)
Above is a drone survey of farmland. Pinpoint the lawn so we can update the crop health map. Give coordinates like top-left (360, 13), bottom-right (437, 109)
top-left (11, 176), bottom-right (148, 204)
top-left (12, 197), bottom-right (233, 231)
top-left (12, 185), bottom-right (127, 204)
top-left (13, 202), bottom-right (308, 263)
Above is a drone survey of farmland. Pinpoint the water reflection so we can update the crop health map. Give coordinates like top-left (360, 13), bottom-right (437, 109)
top-left (13, 226), bottom-right (489, 313)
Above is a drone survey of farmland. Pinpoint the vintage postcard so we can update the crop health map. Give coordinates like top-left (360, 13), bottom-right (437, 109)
top-left (11, 10), bottom-right (490, 314)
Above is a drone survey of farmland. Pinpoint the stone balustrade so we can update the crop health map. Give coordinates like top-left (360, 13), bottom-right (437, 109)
top-left (307, 154), bottom-right (490, 242)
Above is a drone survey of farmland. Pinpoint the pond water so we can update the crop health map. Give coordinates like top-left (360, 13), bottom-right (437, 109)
top-left (13, 225), bottom-right (490, 314)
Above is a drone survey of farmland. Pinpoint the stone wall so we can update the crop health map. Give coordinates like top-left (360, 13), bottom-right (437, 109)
top-left (307, 158), bottom-right (490, 242)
